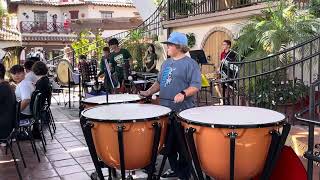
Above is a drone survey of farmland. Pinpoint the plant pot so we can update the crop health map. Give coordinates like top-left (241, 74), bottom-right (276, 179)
top-left (276, 100), bottom-right (305, 125)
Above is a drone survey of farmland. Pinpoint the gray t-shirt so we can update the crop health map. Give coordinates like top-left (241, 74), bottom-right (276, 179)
top-left (157, 56), bottom-right (201, 112)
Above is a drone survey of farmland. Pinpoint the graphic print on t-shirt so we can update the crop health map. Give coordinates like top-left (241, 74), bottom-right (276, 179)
top-left (114, 54), bottom-right (124, 67)
top-left (161, 66), bottom-right (175, 87)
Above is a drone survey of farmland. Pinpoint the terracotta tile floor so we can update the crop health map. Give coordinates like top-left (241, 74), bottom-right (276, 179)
top-left (0, 102), bottom-right (319, 180)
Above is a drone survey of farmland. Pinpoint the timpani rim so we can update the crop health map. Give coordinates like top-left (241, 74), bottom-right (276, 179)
top-left (81, 94), bottom-right (144, 105)
top-left (81, 103), bottom-right (172, 123)
top-left (177, 105), bottom-right (286, 129)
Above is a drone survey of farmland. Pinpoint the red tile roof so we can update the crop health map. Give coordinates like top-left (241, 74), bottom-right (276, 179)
top-left (9, 0), bottom-right (134, 7)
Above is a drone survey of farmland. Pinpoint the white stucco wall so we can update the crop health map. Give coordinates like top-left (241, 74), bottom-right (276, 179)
top-left (167, 19), bottom-right (248, 50)
top-left (17, 5), bottom-right (64, 23)
top-left (86, 5), bottom-right (137, 18)
top-left (101, 29), bottom-right (127, 38)
top-left (132, 0), bottom-right (157, 20)
top-left (17, 4), bottom-right (137, 24)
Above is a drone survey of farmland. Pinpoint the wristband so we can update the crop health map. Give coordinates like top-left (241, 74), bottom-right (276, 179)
top-left (180, 91), bottom-right (187, 98)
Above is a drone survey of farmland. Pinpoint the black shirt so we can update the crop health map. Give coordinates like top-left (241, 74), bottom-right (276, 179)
top-left (224, 50), bottom-right (236, 62)
top-left (0, 81), bottom-right (16, 139)
top-left (35, 76), bottom-right (51, 105)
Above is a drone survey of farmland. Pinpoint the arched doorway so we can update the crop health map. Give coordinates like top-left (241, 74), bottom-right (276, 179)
top-left (202, 30), bottom-right (232, 74)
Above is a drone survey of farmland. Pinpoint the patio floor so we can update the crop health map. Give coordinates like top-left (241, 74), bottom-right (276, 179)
top-left (0, 100), bottom-right (319, 180)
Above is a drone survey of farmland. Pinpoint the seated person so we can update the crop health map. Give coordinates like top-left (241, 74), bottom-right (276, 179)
top-left (24, 60), bottom-right (38, 85)
top-left (0, 63), bottom-right (16, 139)
top-left (33, 61), bottom-right (50, 105)
top-left (10, 65), bottom-right (35, 119)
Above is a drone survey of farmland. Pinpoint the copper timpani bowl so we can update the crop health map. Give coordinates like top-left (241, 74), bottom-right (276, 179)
top-left (81, 103), bottom-right (171, 170)
top-left (178, 106), bottom-right (285, 180)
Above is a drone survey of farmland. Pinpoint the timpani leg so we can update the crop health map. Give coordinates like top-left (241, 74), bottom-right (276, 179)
top-left (185, 127), bottom-right (205, 180)
top-left (117, 125), bottom-right (126, 180)
top-left (80, 117), bottom-right (105, 180)
top-left (147, 122), bottom-right (162, 180)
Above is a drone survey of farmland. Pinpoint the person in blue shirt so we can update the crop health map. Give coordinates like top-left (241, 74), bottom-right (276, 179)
top-left (140, 32), bottom-right (201, 179)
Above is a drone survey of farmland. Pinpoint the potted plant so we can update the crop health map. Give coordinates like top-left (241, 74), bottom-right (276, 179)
top-left (273, 79), bottom-right (308, 123)
top-left (249, 72), bottom-right (308, 124)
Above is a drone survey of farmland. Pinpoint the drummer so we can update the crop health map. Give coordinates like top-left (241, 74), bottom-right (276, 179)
top-left (98, 47), bottom-right (116, 93)
top-left (140, 32), bottom-right (201, 179)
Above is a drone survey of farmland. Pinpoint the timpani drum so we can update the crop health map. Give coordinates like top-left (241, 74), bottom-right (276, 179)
top-left (81, 94), bottom-right (142, 109)
top-left (178, 106), bottom-right (285, 180)
top-left (81, 103), bottom-right (171, 170)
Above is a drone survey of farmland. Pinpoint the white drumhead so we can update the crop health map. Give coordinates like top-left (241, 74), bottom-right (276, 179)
top-left (179, 106), bottom-right (285, 126)
top-left (82, 94), bottom-right (142, 104)
top-left (82, 103), bottom-right (171, 121)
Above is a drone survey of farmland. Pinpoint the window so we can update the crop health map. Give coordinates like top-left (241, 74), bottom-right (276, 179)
top-left (101, 11), bottom-right (113, 19)
top-left (34, 11), bottom-right (47, 30)
top-left (133, 12), bottom-right (140, 16)
top-left (69, 11), bottom-right (79, 20)
top-left (34, 11), bottom-right (47, 22)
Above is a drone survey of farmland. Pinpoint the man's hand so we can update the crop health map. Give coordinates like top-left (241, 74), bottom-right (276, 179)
top-left (174, 93), bottom-right (185, 103)
top-left (139, 90), bottom-right (151, 97)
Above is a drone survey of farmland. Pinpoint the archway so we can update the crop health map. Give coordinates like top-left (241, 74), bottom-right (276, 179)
top-left (201, 28), bottom-right (233, 74)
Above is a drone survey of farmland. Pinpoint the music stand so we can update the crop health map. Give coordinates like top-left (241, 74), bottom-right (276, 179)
top-left (189, 50), bottom-right (208, 64)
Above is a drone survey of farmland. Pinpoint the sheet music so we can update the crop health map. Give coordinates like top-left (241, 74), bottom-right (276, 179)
top-left (104, 58), bottom-right (114, 88)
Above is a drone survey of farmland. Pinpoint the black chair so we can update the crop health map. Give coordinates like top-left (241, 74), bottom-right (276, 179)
top-left (0, 101), bottom-right (27, 180)
top-left (17, 100), bottom-right (41, 162)
top-left (43, 85), bottom-right (56, 135)
top-left (31, 91), bottom-right (47, 152)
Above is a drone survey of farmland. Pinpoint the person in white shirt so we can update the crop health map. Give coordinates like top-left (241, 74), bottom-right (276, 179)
top-left (10, 65), bottom-right (35, 119)
top-left (24, 60), bottom-right (38, 84)
top-left (27, 48), bottom-right (36, 59)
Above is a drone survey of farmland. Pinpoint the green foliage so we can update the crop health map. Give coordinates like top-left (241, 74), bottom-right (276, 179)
top-left (153, 0), bottom-right (162, 6)
top-left (71, 30), bottom-right (106, 63)
top-left (310, 0), bottom-right (320, 18)
top-left (186, 33), bottom-right (196, 48)
top-left (95, 31), bottom-right (107, 61)
top-left (249, 72), bottom-right (308, 109)
top-left (122, 28), bottom-right (147, 71)
top-left (71, 31), bottom-right (91, 60)
top-left (0, 1), bottom-right (7, 18)
top-left (234, 0), bottom-right (320, 61)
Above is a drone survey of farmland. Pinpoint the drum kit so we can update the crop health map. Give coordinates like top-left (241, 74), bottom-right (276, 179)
top-left (79, 91), bottom-right (293, 180)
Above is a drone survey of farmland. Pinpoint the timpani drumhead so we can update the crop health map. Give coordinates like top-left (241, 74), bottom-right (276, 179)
top-left (179, 106), bottom-right (285, 127)
top-left (56, 59), bottom-right (72, 86)
top-left (82, 94), bottom-right (142, 105)
top-left (82, 103), bottom-right (171, 122)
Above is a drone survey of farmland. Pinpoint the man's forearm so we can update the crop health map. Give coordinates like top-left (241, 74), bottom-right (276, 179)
top-left (21, 99), bottom-right (30, 111)
top-left (147, 82), bottom-right (160, 95)
top-left (183, 87), bottom-right (199, 97)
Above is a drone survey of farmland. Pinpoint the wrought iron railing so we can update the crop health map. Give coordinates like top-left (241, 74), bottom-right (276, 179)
top-left (20, 21), bottom-right (72, 33)
top-left (212, 35), bottom-right (320, 125)
top-left (295, 79), bottom-right (320, 180)
top-left (167, 0), bottom-right (310, 20)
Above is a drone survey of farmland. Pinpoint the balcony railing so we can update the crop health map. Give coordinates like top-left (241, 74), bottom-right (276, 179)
top-left (0, 27), bottom-right (21, 41)
top-left (167, 0), bottom-right (309, 20)
top-left (20, 21), bottom-right (72, 33)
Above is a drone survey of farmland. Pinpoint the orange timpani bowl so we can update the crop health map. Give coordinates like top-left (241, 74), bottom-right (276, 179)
top-left (81, 94), bottom-right (143, 110)
top-left (178, 106), bottom-right (285, 180)
top-left (81, 103), bottom-right (171, 170)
